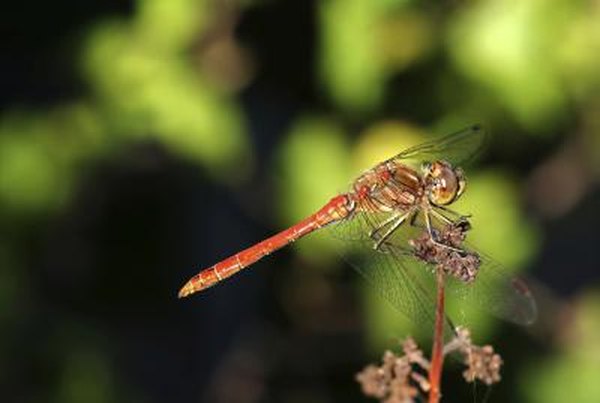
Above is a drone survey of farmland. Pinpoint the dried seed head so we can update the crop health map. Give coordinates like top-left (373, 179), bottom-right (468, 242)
top-left (356, 365), bottom-right (389, 399)
top-left (402, 337), bottom-right (430, 371)
top-left (409, 219), bottom-right (481, 283)
top-left (356, 338), bottom-right (430, 403)
top-left (444, 327), bottom-right (503, 385)
top-left (388, 378), bottom-right (419, 403)
top-left (357, 329), bottom-right (504, 402)
top-left (462, 345), bottom-right (503, 385)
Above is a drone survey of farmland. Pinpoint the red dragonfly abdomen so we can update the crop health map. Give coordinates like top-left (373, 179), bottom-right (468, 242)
top-left (178, 194), bottom-right (353, 298)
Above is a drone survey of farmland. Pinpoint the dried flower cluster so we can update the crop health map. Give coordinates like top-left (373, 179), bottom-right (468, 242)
top-left (356, 328), bottom-right (503, 402)
top-left (409, 218), bottom-right (481, 283)
top-left (444, 327), bottom-right (503, 385)
top-left (356, 338), bottom-right (430, 403)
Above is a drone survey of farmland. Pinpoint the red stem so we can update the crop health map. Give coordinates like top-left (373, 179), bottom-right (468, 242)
top-left (428, 269), bottom-right (446, 403)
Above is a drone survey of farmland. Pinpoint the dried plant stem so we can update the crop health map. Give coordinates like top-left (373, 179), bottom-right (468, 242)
top-left (428, 269), bottom-right (446, 403)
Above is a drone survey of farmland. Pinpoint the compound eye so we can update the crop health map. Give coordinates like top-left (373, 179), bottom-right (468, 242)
top-left (429, 162), bottom-right (460, 205)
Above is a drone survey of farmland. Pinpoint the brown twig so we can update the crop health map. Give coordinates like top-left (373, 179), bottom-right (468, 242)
top-left (428, 269), bottom-right (446, 403)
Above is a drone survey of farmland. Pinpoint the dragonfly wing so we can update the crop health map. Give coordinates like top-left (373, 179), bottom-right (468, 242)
top-left (447, 247), bottom-right (538, 325)
top-left (425, 206), bottom-right (538, 325)
top-left (327, 209), bottom-right (456, 336)
top-left (391, 124), bottom-right (488, 168)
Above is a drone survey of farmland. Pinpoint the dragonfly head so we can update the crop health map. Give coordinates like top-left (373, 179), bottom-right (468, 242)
top-left (423, 160), bottom-right (466, 206)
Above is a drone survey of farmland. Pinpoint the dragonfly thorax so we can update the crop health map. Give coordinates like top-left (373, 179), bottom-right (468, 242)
top-left (351, 162), bottom-right (424, 212)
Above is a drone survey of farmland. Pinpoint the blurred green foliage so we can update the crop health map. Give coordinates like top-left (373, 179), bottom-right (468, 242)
top-left (56, 346), bottom-right (120, 403)
top-left (522, 290), bottom-right (600, 403)
top-left (0, 105), bottom-right (102, 213)
top-left (0, 0), bottom-right (251, 219)
top-left (319, 0), bottom-right (430, 112)
top-left (83, 1), bottom-right (250, 180)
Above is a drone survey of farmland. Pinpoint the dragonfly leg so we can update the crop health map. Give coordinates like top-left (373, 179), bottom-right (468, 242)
top-left (409, 210), bottom-right (420, 227)
top-left (368, 213), bottom-right (401, 239)
top-left (431, 208), bottom-right (473, 236)
top-left (424, 208), bottom-right (464, 253)
top-left (430, 208), bottom-right (454, 225)
top-left (409, 209), bottom-right (461, 232)
top-left (372, 211), bottom-right (410, 251)
top-left (435, 204), bottom-right (471, 221)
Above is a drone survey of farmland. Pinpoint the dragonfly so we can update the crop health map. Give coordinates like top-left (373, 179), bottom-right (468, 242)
top-left (178, 124), bottom-right (537, 330)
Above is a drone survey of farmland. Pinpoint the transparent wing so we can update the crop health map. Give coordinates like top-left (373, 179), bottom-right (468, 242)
top-left (391, 124), bottom-right (487, 168)
top-left (326, 206), bottom-right (456, 336)
top-left (426, 207), bottom-right (538, 325)
top-left (328, 202), bottom-right (537, 330)
top-left (447, 246), bottom-right (537, 325)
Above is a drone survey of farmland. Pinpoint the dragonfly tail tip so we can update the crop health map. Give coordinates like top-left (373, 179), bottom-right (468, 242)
top-left (177, 283), bottom-right (194, 299)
